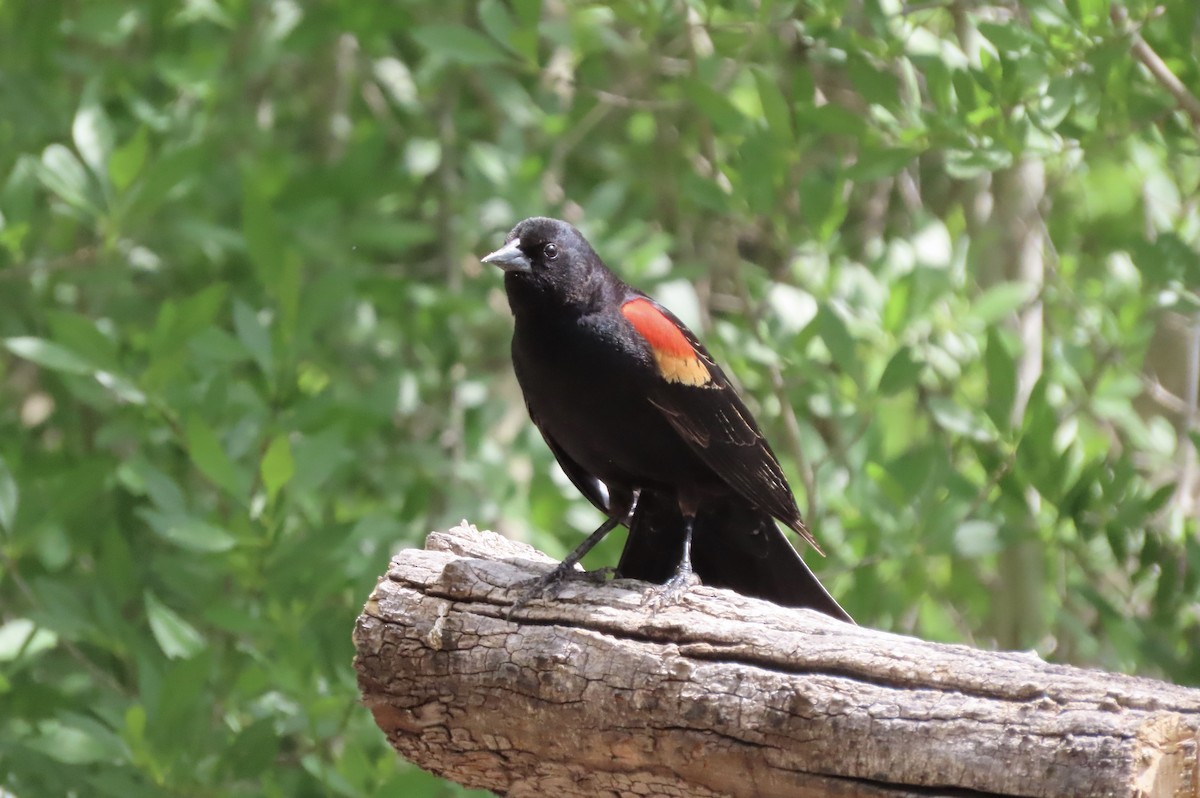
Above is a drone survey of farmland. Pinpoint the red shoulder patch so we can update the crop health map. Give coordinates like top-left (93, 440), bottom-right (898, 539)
top-left (621, 298), bottom-right (712, 386)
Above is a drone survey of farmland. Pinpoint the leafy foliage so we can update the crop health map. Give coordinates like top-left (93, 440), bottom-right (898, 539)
top-left (1, 0), bottom-right (1198, 795)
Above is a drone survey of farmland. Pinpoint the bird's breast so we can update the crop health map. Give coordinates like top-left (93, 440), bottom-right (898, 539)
top-left (510, 313), bottom-right (710, 488)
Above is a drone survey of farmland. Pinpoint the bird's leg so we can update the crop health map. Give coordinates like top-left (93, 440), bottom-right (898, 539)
top-left (509, 490), bottom-right (639, 615)
top-left (643, 496), bottom-right (702, 610)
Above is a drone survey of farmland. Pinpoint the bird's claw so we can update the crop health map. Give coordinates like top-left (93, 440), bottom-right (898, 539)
top-left (579, 566), bottom-right (616, 584)
top-left (641, 569), bottom-right (700, 612)
top-left (506, 563), bottom-right (613, 618)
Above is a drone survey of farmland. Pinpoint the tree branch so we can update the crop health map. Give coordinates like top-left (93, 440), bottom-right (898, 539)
top-left (1112, 4), bottom-right (1200, 131)
top-left (354, 523), bottom-right (1200, 798)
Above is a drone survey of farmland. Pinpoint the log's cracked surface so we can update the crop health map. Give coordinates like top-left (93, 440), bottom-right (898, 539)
top-left (353, 523), bottom-right (1200, 798)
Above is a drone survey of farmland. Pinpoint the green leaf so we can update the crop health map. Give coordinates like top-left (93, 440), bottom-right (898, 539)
top-left (0, 618), bottom-right (56, 662)
top-left (4, 337), bottom-right (94, 374)
top-left (686, 80), bottom-right (747, 135)
top-left (413, 24), bottom-right (510, 66)
top-left (865, 460), bottom-right (908, 507)
top-left (799, 169), bottom-right (849, 242)
top-left (0, 455), bottom-right (17, 534)
top-left (233, 300), bottom-right (273, 376)
top-left (46, 310), bottom-right (119, 370)
top-left (138, 509), bottom-right (238, 553)
top-left (227, 718), bottom-right (283, 779)
top-left (954, 519), bottom-right (1001, 557)
top-left (95, 370), bottom-right (147, 405)
top-left (985, 327), bottom-right (1017, 430)
top-left (185, 417), bottom-right (244, 500)
top-left (802, 103), bottom-right (865, 136)
top-left (680, 170), bottom-right (731, 211)
top-left (739, 128), bottom-right (782, 214)
top-left (1036, 77), bottom-right (1075, 131)
top-left (404, 138), bottom-right (441, 178)
top-left (1017, 377), bottom-right (1058, 459)
top-left (945, 146), bottom-right (1014, 179)
top-left (242, 174), bottom-right (282, 287)
top-left (847, 148), bottom-right (917, 181)
top-left (752, 67), bottom-right (793, 145)
top-left (817, 305), bottom-right (857, 368)
top-left (877, 346), bottom-right (920, 396)
top-left (25, 716), bottom-right (128, 765)
top-left (978, 21), bottom-right (1038, 54)
top-left (149, 283), bottom-right (229, 365)
top-left (38, 143), bottom-right (99, 214)
top-left (260, 434), bottom-right (295, 503)
top-left (510, 0), bottom-right (541, 27)
top-left (72, 93), bottom-right (115, 181)
top-left (123, 144), bottom-right (205, 223)
top-left (885, 444), bottom-right (938, 498)
top-left (480, 0), bottom-right (536, 61)
top-left (145, 592), bottom-right (206, 660)
top-left (969, 281), bottom-right (1037, 324)
top-left (109, 127), bottom-right (149, 191)
top-left (847, 55), bottom-right (899, 107)
top-left (118, 457), bottom-right (187, 514)
top-left (123, 704), bottom-right (147, 756)
top-left (928, 397), bottom-right (995, 441)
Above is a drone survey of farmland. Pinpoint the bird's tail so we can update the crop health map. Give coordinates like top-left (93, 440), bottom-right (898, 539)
top-left (617, 490), bottom-right (854, 623)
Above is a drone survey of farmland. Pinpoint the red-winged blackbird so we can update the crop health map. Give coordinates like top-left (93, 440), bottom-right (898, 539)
top-left (483, 217), bottom-right (852, 622)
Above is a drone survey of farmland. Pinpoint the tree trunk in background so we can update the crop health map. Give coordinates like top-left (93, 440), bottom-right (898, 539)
top-left (971, 159), bottom-right (1048, 650)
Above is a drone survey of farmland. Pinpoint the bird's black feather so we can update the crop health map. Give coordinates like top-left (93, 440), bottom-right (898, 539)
top-left (485, 216), bottom-right (851, 620)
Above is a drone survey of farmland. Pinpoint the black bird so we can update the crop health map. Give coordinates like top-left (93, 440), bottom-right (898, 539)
top-left (483, 217), bottom-right (851, 622)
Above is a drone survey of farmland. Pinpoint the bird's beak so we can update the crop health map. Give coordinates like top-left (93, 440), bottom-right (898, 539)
top-left (481, 238), bottom-right (532, 273)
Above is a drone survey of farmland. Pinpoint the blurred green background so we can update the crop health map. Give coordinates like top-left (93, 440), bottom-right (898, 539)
top-left (2, 0), bottom-right (1199, 795)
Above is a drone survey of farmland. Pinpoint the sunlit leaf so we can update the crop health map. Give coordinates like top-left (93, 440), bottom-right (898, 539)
top-left (954, 519), bottom-right (1001, 557)
top-left (4, 337), bottom-right (94, 375)
top-left (261, 434), bottom-right (295, 503)
top-left (0, 618), bottom-right (56, 662)
top-left (145, 592), bottom-right (206, 660)
top-left (72, 93), bottom-right (115, 181)
top-left (37, 144), bottom-right (99, 214)
top-left (928, 397), bottom-right (996, 441)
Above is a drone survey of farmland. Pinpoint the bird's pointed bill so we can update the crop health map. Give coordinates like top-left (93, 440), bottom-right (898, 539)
top-left (482, 239), bottom-right (532, 273)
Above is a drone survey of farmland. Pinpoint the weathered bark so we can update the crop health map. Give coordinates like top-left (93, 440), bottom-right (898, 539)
top-left (353, 523), bottom-right (1200, 798)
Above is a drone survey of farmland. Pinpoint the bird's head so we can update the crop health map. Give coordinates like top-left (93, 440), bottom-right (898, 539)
top-left (481, 217), bottom-right (608, 306)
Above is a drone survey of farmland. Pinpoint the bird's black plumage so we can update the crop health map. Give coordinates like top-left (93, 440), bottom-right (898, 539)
top-left (483, 216), bottom-right (851, 622)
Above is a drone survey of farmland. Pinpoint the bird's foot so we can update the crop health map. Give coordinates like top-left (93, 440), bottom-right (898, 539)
top-left (641, 567), bottom-right (700, 612)
top-left (507, 563), bottom-right (613, 617)
top-left (579, 566), bottom-right (616, 584)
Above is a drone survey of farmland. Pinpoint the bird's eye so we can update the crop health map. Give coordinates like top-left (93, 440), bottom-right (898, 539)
top-left (543, 243), bottom-right (558, 260)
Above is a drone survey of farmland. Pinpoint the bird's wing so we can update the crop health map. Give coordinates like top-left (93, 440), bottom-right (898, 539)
top-left (513, 354), bottom-right (612, 517)
top-left (533, 413), bottom-right (611, 516)
top-left (619, 296), bottom-right (819, 551)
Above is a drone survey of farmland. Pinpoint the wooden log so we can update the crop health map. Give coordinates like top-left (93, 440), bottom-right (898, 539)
top-left (352, 523), bottom-right (1200, 798)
